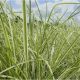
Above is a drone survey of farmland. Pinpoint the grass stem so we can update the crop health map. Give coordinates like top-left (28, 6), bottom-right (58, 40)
top-left (22, 0), bottom-right (28, 78)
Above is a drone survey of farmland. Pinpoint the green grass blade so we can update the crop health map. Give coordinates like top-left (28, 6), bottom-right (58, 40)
top-left (47, 2), bottom-right (80, 22)
top-left (22, 0), bottom-right (28, 78)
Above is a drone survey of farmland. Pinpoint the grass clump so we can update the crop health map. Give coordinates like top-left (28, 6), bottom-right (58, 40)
top-left (0, 0), bottom-right (80, 80)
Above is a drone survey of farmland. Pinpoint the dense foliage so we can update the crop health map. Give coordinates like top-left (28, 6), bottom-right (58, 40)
top-left (0, 1), bottom-right (80, 80)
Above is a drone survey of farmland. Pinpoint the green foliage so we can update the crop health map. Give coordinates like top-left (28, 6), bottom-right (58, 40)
top-left (0, 1), bottom-right (80, 80)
